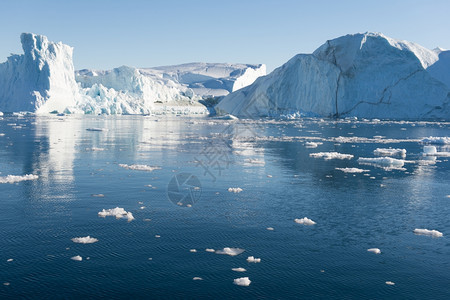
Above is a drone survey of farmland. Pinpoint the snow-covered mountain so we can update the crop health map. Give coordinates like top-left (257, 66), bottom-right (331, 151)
top-left (216, 32), bottom-right (450, 119)
top-left (0, 33), bottom-right (265, 114)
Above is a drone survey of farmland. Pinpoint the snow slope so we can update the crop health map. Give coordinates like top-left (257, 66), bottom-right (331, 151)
top-left (0, 33), bottom-right (80, 113)
top-left (216, 32), bottom-right (450, 119)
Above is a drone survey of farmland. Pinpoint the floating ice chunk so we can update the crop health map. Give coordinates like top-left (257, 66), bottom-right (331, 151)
top-left (421, 137), bottom-right (450, 145)
top-left (91, 194), bottom-right (104, 197)
top-left (422, 146), bottom-right (450, 157)
top-left (86, 147), bottom-right (105, 151)
top-left (71, 236), bottom-right (98, 244)
top-left (367, 248), bottom-right (381, 254)
top-left (0, 174), bottom-right (38, 184)
top-left (357, 157), bottom-right (406, 171)
top-left (215, 247), bottom-right (245, 256)
top-left (6, 259), bottom-right (13, 262)
top-left (190, 249), bottom-right (197, 253)
top-left (193, 277), bottom-right (203, 281)
top-left (246, 256), bottom-right (261, 263)
top-left (335, 167), bottom-right (370, 173)
top-left (71, 255), bottom-right (82, 261)
top-left (0, 112), bottom-right (3, 116)
top-left (295, 217), bottom-right (316, 225)
top-left (385, 281), bottom-right (395, 286)
top-left (305, 142), bottom-right (322, 148)
top-left (155, 235), bottom-right (161, 238)
top-left (266, 227), bottom-right (274, 231)
top-left (228, 187), bottom-right (243, 193)
top-left (413, 228), bottom-right (443, 237)
top-left (3, 282), bottom-right (10, 286)
top-left (309, 152), bottom-right (354, 160)
top-left (374, 148), bottom-right (406, 157)
top-left (86, 128), bottom-right (108, 132)
top-left (98, 207), bottom-right (134, 221)
top-left (205, 248), bottom-right (215, 252)
top-left (234, 277), bottom-right (251, 286)
top-left (232, 267), bottom-right (247, 272)
top-left (119, 164), bottom-right (161, 171)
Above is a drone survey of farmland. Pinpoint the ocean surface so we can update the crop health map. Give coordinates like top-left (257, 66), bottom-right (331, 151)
top-left (0, 114), bottom-right (449, 299)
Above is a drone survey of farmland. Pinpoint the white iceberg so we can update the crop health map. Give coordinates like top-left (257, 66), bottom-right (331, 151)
top-left (374, 148), bottom-right (406, 157)
top-left (119, 164), bottom-right (161, 172)
top-left (71, 236), bottom-right (99, 244)
top-left (215, 247), bottom-right (245, 256)
top-left (295, 217), bottom-right (316, 225)
top-left (413, 228), bottom-right (443, 237)
top-left (193, 277), bottom-right (203, 281)
top-left (310, 152), bottom-right (353, 160)
top-left (228, 187), bottom-right (243, 193)
top-left (335, 167), bottom-right (370, 173)
top-left (357, 157), bottom-right (406, 171)
top-left (0, 174), bottom-right (38, 184)
top-left (232, 267), bottom-right (247, 272)
top-left (98, 207), bottom-right (135, 221)
top-left (421, 137), bottom-right (450, 145)
top-left (246, 256), bottom-right (261, 263)
top-left (305, 142), bottom-right (322, 148)
top-left (422, 145), bottom-right (450, 157)
top-left (205, 248), bottom-right (215, 252)
top-left (367, 248), bottom-right (381, 254)
top-left (385, 281), bottom-right (395, 286)
top-left (233, 277), bottom-right (251, 286)
top-left (71, 255), bottom-right (82, 261)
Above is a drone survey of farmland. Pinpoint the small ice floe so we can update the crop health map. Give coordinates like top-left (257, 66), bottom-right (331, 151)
top-left (305, 142), bottom-right (322, 148)
top-left (193, 277), bottom-right (203, 281)
top-left (294, 217), bottom-right (316, 225)
top-left (232, 267), bottom-right (247, 272)
top-left (335, 167), bottom-right (370, 173)
top-left (421, 137), bottom-right (450, 145)
top-left (119, 164), bottom-right (161, 172)
top-left (6, 258), bottom-right (13, 262)
top-left (385, 281), bottom-right (395, 286)
top-left (357, 157), bottom-right (406, 171)
top-left (85, 147), bottom-right (105, 151)
top-left (143, 218), bottom-right (151, 222)
top-left (413, 228), bottom-right (443, 237)
top-left (309, 152), bottom-right (354, 160)
top-left (86, 128), bottom-right (108, 132)
top-left (367, 248), bottom-right (381, 254)
top-left (266, 227), bottom-right (274, 231)
top-left (155, 235), bottom-right (161, 238)
top-left (422, 146), bottom-right (450, 157)
top-left (374, 148), bottom-right (406, 157)
top-left (205, 248), bottom-right (215, 253)
top-left (71, 255), bottom-right (83, 261)
top-left (91, 194), bottom-right (104, 197)
top-left (234, 277), bottom-right (251, 286)
top-left (0, 174), bottom-right (38, 184)
top-left (98, 207), bottom-right (135, 221)
top-left (190, 249), bottom-right (197, 253)
top-left (246, 256), bottom-right (261, 263)
top-left (215, 247), bottom-right (245, 256)
top-left (139, 206), bottom-right (146, 210)
top-left (267, 175), bottom-right (272, 178)
top-left (71, 236), bottom-right (98, 244)
top-left (228, 187), bottom-right (243, 193)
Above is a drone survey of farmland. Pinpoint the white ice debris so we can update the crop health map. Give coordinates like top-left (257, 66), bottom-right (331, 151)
top-left (309, 152), bottom-right (354, 160)
top-left (246, 256), bottom-right (261, 263)
top-left (422, 145), bottom-right (450, 157)
top-left (98, 207), bottom-right (135, 221)
top-left (335, 167), bottom-right (370, 173)
top-left (367, 248), bottom-right (381, 254)
top-left (295, 217), bottom-right (316, 225)
top-left (193, 277), bottom-right (203, 281)
top-left (228, 187), bottom-right (243, 193)
top-left (0, 174), bottom-right (38, 184)
top-left (119, 164), bottom-right (161, 171)
top-left (71, 255), bottom-right (83, 261)
top-left (385, 281), bottom-right (395, 286)
top-left (71, 236), bottom-right (99, 244)
top-left (374, 148), bottom-right (406, 157)
top-left (421, 137), bottom-right (450, 145)
top-left (86, 147), bottom-right (105, 151)
top-left (305, 142), bottom-right (322, 148)
top-left (413, 228), bottom-right (443, 237)
top-left (266, 227), bottom-right (274, 231)
top-left (215, 247), bottom-right (245, 256)
top-left (234, 277), bottom-right (251, 286)
top-left (190, 249), bottom-right (197, 253)
top-left (232, 267), bottom-right (247, 272)
top-left (357, 157), bottom-right (406, 171)
top-left (205, 248), bottom-right (215, 252)
top-left (6, 259), bottom-right (13, 262)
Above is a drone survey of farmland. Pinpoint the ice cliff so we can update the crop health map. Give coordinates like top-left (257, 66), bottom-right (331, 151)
top-left (216, 32), bottom-right (450, 119)
top-left (0, 33), bottom-right (265, 114)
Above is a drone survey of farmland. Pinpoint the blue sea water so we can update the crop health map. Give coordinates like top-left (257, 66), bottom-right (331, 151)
top-left (0, 115), bottom-right (449, 299)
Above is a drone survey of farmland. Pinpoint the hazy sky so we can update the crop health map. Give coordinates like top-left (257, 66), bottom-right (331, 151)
top-left (1, 0), bottom-right (449, 72)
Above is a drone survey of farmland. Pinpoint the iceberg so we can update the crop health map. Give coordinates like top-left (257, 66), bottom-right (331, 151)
top-left (309, 152), bottom-right (354, 160)
top-left (357, 157), bottom-right (406, 170)
top-left (216, 32), bottom-right (450, 119)
top-left (233, 277), bottom-right (251, 286)
top-left (0, 174), bottom-right (38, 184)
top-left (413, 228), bottom-right (443, 237)
top-left (215, 247), bottom-right (245, 256)
top-left (373, 148), bottom-right (406, 157)
top-left (246, 256), bottom-right (261, 263)
top-left (98, 207), bottom-right (135, 221)
top-left (119, 164), bottom-right (161, 172)
top-left (71, 236), bottom-right (99, 244)
top-left (367, 248), bottom-right (381, 254)
top-left (294, 217), bottom-right (316, 225)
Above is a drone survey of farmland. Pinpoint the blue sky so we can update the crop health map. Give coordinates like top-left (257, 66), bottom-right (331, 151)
top-left (1, 0), bottom-right (449, 72)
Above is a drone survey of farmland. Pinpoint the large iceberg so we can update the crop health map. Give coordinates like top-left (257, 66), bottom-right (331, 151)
top-left (216, 32), bottom-right (450, 119)
top-left (0, 33), bottom-right (265, 114)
